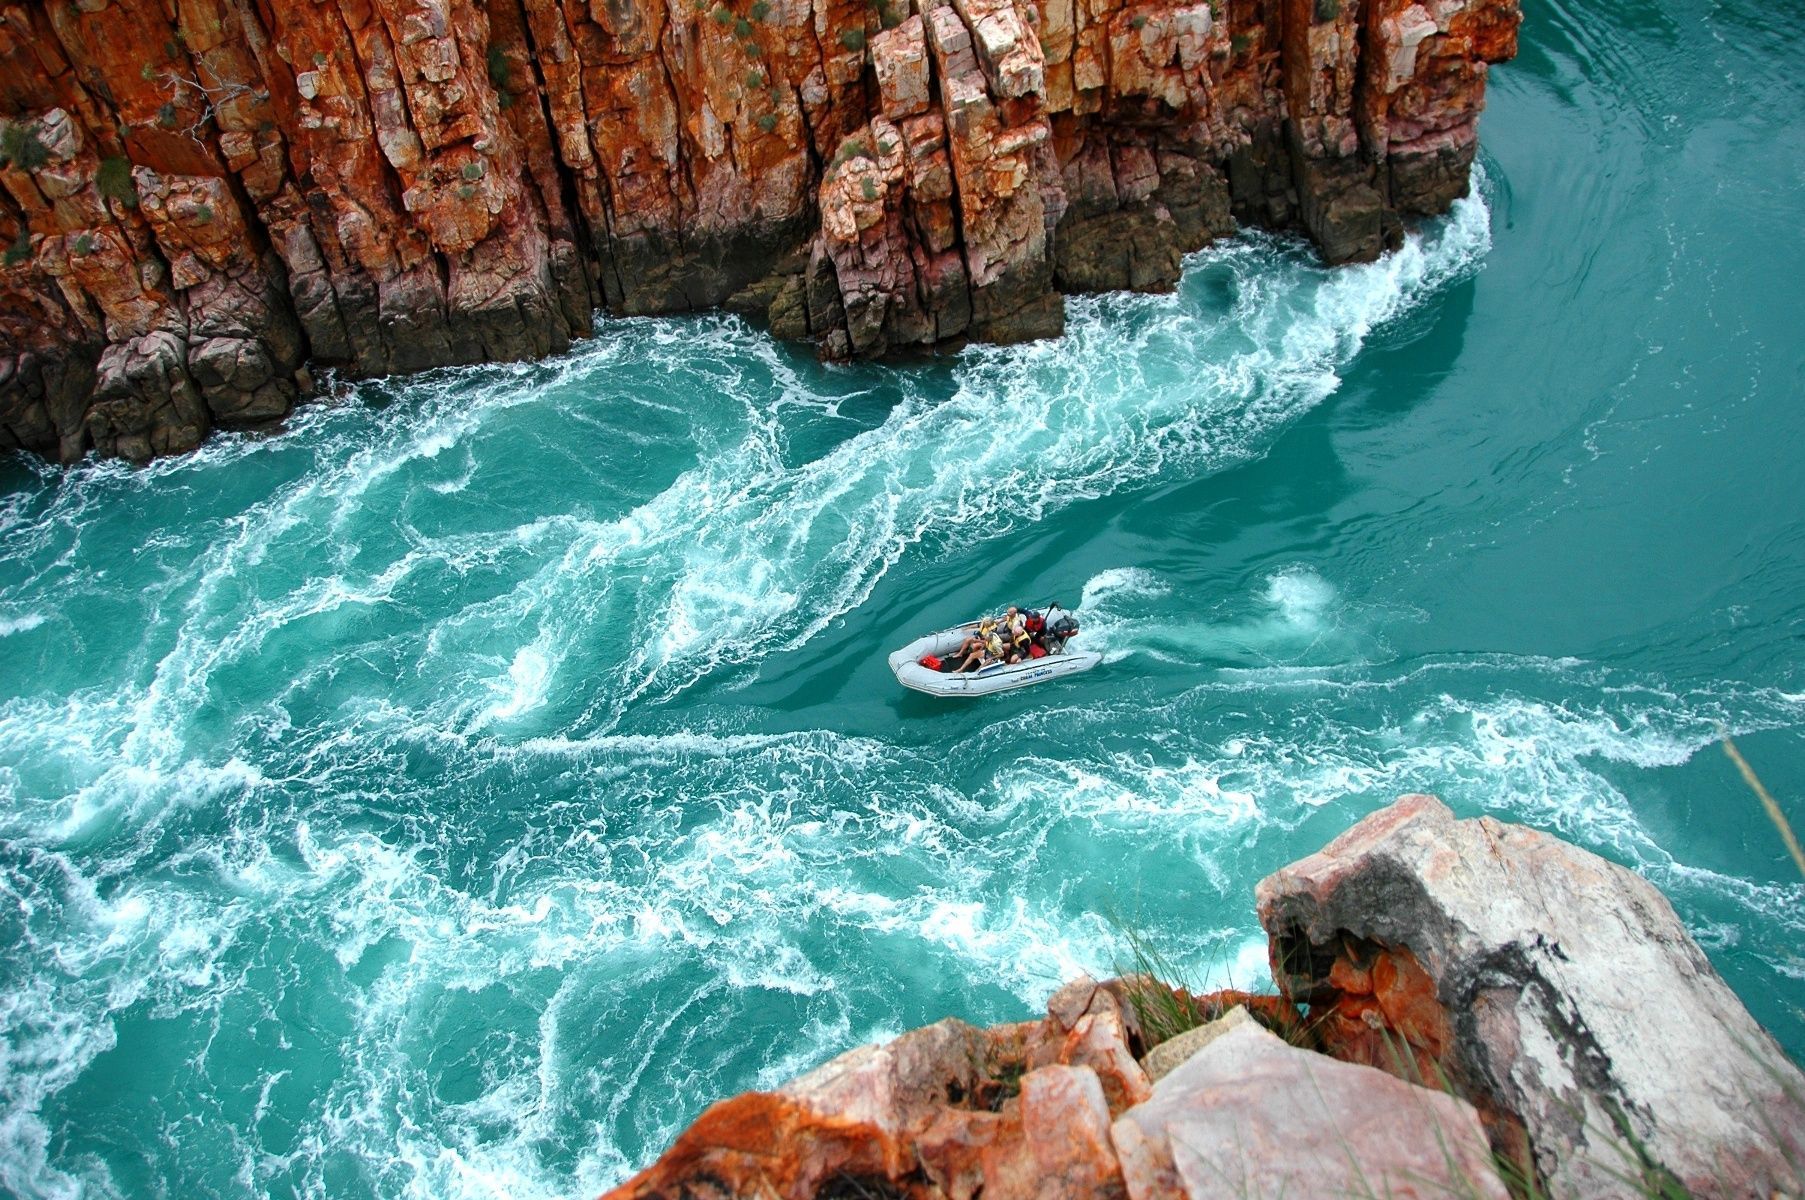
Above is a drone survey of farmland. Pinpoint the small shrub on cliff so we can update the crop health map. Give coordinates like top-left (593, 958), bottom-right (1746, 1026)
top-left (96, 156), bottom-right (138, 208)
top-left (831, 136), bottom-right (871, 168)
top-left (71, 233), bottom-right (96, 257)
top-left (734, 16), bottom-right (755, 37)
top-left (156, 101), bottom-right (180, 130)
top-left (1314, 0), bottom-right (1341, 21)
top-left (744, 68), bottom-right (766, 90)
top-left (461, 161), bottom-right (484, 181)
top-left (3, 228), bottom-right (30, 268)
top-left (750, 0), bottom-right (771, 20)
top-left (0, 122), bottom-right (50, 171)
top-left (487, 44), bottom-right (512, 93)
top-left (756, 112), bottom-right (779, 134)
top-left (193, 202), bottom-right (215, 225)
top-left (861, 176), bottom-right (878, 201)
top-left (838, 27), bottom-right (866, 51)
top-left (1105, 905), bottom-right (1318, 1052)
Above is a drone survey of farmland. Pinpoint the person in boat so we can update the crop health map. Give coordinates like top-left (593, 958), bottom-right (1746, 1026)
top-left (1003, 605), bottom-right (1032, 663)
top-left (953, 620), bottom-right (1007, 673)
top-left (953, 616), bottom-right (998, 665)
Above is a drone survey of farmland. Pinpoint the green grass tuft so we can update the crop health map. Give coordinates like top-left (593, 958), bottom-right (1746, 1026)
top-left (96, 155), bottom-right (138, 207)
top-left (831, 136), bottom-right (872, 169)
top-left (0, 122), bottom-right (51, 171)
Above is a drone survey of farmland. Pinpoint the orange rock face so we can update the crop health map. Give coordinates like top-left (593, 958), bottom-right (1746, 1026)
top-left (0, 0), bottom-right (1518, 460)
top-left (602, 1005), bottom-right (1146, 1200)
top-left (598, 973), bottom-right (1515, 1200)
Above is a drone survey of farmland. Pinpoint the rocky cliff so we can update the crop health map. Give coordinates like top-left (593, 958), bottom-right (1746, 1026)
top-left (0, 0), bottom-right (1517, 461)
top-left (603, 796), bottom-right (1805, 1200)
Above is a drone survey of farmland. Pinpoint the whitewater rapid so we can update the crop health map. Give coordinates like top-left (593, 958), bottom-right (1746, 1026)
top-left (2, 160), bottom-right (1802, 1200)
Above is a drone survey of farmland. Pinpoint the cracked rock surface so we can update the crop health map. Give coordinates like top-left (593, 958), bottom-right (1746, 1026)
top-left (1258, 792), bottom-right (1805, 1198)
top-left (0, 0), bottom-right (1518, 460)
top-left (601, 797), bottom-right (1804, 1199)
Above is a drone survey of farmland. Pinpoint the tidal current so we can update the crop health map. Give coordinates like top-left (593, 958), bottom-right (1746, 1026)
top-left (3, 0), bottom-right (1804, 1194)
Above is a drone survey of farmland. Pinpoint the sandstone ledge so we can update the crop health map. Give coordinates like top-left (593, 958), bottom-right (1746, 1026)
top-left (0, 0), bottom-right (1517, 462)
top-left (602, 796), bottom-right (1805, 1200)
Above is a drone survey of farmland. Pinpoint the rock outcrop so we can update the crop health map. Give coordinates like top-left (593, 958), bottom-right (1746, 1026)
top-left (1258, 792), bottom-right (1805, 1198)
top-left (601, 796), bottom-right (1805, 1200)
top-left (0, 0), bottom-right (1518, 462)
top-left (1113, 1008), bottom-right (1509, 1200)
top-left (605, 976), bottom-right (1507, 1200)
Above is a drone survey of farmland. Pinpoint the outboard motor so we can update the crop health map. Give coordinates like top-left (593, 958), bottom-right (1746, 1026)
top-left (1046, 610), bottom-right (1080, 654)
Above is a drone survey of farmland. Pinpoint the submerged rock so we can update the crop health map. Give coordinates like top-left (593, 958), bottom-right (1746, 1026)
top-left (0, 0), bottom-right (1520, 461)
top-left (1258, 793), bottom-right (1805, 1198)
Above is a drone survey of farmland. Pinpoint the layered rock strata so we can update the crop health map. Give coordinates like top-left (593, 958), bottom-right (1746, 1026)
top-left (0, 0), bottom-right (1518, 461)
top-left (604, 796), bottom-right (1805, 1200)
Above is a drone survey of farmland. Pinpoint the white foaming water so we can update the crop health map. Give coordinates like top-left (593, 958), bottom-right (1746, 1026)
top-left (25, 174), bottom-right (1800, 1200)
top-left (0, 182), bottom-right (1493, 790)
top-left (1076, 565), bottom-right (1354, 667)
top-left (1263, 566), bottom-right (1337, 623)
top-left (392, 184), bottom-right (1495, 726)
top-left (477, 645), bottom-right (557, 726)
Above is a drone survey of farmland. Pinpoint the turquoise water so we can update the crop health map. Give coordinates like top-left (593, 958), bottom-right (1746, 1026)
top-left (4, 0), bottom-right (1805, 1193)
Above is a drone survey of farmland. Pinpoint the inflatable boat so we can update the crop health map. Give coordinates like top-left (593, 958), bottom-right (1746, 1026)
top-left (888, 610), bottom-right (1102, 697)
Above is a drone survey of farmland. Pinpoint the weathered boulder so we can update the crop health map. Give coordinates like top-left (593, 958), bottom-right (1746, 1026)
top-left (1258, 793), bottom-right (1805, 1198)
top-left (1112, 1013), bottom-right (1509, 1199)
top-left (1138, 1003), bottom-right (1255, 1083)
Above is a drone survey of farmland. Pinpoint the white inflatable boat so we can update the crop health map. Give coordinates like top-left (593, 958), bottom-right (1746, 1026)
top-left (888, 612), bottom-right (1101, 697)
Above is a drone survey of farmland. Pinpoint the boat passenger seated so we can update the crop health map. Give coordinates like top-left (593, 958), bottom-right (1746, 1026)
top-left (1003, 606), bottom-right (1033, 662)
top-left (953, 623), bottom-right (1007, 673)
top-left (953, 617), bottom-right (998, 664)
